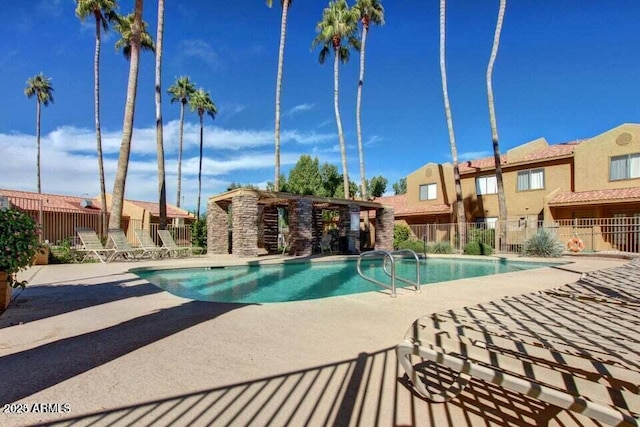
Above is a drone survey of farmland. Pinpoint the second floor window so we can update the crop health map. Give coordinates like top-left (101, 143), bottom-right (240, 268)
top-left (610, 153), bottom-right (640, 181)
top-left (517, 169), bottom-right (544, 191)
top-left (476, 175), bottom-right (498, 195)
top-left (419, 183), bottom-right (437, 200)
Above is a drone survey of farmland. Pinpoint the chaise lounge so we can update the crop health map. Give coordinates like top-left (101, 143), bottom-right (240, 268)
top-left (397, 262), bottom-right (640, 426)
top-left (76, 228), bottom-right (115, 263)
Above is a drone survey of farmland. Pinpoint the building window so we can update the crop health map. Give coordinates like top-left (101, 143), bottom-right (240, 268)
top-left (476, 175), bottom-right (498, 195)
top-left (476, 217), bottom-right (498, 229)
top-left (517, 169), bottom-right (544, 191)
top-left (419, 183), bottom-right (437, 200)
top-left (610, 153), bottom-right (640, 181)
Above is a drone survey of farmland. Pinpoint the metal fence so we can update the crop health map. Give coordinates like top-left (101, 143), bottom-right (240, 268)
top-left (3, 196), bottom-right (193, 248)
top-left (410, 216), bottom-right (640, 254)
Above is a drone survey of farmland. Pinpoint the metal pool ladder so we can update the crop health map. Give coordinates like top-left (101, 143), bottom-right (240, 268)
top-left (356, 249), bottom-right (422, 297)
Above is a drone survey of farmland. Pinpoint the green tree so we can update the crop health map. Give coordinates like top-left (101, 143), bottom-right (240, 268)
top-left (320, 162), bottom-right (341, 197)
top-left (312, 0), bottom-right (360, 199)
top-left (287, 155), bottom-right (324, 195)
top-left (266, 0), bottom-right (293, 192)
top-left (154, 0), bottom-right (167, 230)
top-left (334, 178), bottom-right (358, 199)
top-left (168, 76), bottom-right (197, 208)
top-left (24, 73), bottom-right (54, 194)
top-left (439, 0), bottom-right (465, 248)
top-left (367, 175), bottom-right (387, 197)
top-left (227, 182), bottom-right (259, 191)
top-left (487, 0), bottom-right (508, 251)
top-left (189, 88), bottom-right (217, 219)
top-left (113, 12), bottom-right (155, 60)
top-left (353, 0), bottom-right (384, 200)
top-left (75, 0), bottom-right (118, 237)
top-left (392, 177), bottom-right (406, 195)
top-left (108, 0), bottom-right (147, 229)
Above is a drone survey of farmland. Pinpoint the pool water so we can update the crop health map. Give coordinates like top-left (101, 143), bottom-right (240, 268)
top-left (134, 258), bottom-right (557, 304)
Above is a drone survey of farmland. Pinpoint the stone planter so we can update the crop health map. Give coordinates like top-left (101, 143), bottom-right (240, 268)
top-left (0, 271), bottom-right (11, 310)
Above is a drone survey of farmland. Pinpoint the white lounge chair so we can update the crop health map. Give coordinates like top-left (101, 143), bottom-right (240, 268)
top-left (75, 228), bottom-right (115, 263)
top-left (157, 229), bottom-right (193, 257)
top-left (107, 228), bottom-right (144, 261)
top-left (397, 278), bottom-right (640, 426)
top-left (134, 229), bottom-right (166, 259)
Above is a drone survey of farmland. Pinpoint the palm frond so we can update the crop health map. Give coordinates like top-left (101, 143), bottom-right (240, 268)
top-left (113, 12), bottom-right (155, 60)
top-left (24, 73), bottom-right (54, 106)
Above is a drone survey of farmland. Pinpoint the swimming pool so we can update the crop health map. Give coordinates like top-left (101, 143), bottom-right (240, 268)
top-left (133, 257), bottom-right (559, 304)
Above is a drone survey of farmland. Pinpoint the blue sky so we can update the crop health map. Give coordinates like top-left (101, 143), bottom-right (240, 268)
top-left (1, 0), bottom-right (639, 211)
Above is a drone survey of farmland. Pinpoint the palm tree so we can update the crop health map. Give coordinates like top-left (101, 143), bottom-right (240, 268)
top-left (108, 0), bottom-right (148, 229)
top-left (189, 88), bottom-right (218, 219)
top-left (439, 0), bottom-right (465, 249)
top-left (24, 73), bottom-right (54, 194)
top-left (487, 0), bottom-right (507, 251)
top-left (353, 0), bottom-right (384, 201)
top-left (113, 12), bottom-right (155, 60)
top-left (154, 0), bottom-right (167, 230)
top-left (75, 0), bottom-right (118, 238)
top-left (312, 0), bottom-right (360, 199)
top-left (267, 0), bottom-right (293, 192)
top-left (168, 76), bottom-right (196, 208)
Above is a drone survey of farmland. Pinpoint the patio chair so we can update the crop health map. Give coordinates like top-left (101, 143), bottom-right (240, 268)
top-left (107, 228), bottom-right (144, 261)
top-left (75, 228), bottom-right (115, 263)
top-left (157, 229), bottom-right (193, 257)
top-left (397, 279), bottom-right (640, 426)
top-left (320, 233), bottom-right (332, 254)
top-left (134, 229), bottom-right (166, 259)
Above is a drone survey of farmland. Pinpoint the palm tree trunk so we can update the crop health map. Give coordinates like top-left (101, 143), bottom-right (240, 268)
top-left (109, 0), bottom-right (143, 230)
top-left (356, 22), bottom-right (368, 201)
top-left (196, 114), bottom-right (204, 220)
top-left (487, 0), bottom-right (507, 252)
top-left (439, 0), bottom-right (465, 249)
top-left (36, 100), bottom-right (41, 194)
top-left (94, 13), bottom-right (108, 238)
top-left (333, 50), bottom-right (350, 199)
top-left (273, 0), bottom-right (289, 192)
top-left (155, 0), bottom-right (167, 230)
top-left (176, 101), bottom-right (185, 208)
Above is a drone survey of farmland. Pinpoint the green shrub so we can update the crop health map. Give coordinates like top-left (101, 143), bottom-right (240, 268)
top-left (468, 227), bottom-right (495, 248)
top-left (522, 229), bottom-right (563, 257)
top-left (393, 224), bottom-right (411, 249)
top-left (463, 241), bottom-right (494, 256)
top-left (396, 238), bottom-right (425, 253)
top-left (0, 209), bottom-right (40, 287)
top-left (191, 218), bottom-right (207, 248)
top-left (427, 241), bottom-right (453, 254)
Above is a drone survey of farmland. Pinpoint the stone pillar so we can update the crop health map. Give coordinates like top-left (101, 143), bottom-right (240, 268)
top-left (289, 198), bottom-right (313, 256)
top-left (338, 205), bottom-right (350, 254)
top-left (207, 200), bottom-right (228, 254)
top-left (375, 207), bottom-right (394, 251)
top-left (232, 194), bottom-right (259, 257)
top-left (262, 205), bottom-right (279, 254)
top-left (348, 204), bottom-right (360, 254)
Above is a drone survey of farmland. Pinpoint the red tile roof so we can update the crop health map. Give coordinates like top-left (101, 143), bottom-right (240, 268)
top-left (367, 194), bottom-right (451, 218)
top-left (0, 189), bottom-right (102, 214)
top-left (458, 155), bottom-right (506, 173)
top-left (127, 199), bottom-right (193, 219)
top-left (549, 187), bottom-right (640, 206)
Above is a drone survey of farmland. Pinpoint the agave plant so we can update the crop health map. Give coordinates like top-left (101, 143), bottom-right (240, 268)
top-left (522, 228), bottom-right (564, 258)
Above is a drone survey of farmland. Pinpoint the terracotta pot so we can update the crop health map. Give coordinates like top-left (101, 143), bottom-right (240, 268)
top-left (0, 271), bottom-right (11, 310)
top-left (33, 246), bottom-right (50, 265)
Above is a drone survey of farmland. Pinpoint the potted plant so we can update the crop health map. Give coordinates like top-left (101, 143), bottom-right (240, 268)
top-left (0, 208), bottom-right (40, 309)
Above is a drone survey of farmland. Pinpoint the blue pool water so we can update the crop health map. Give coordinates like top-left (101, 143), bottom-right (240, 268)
top-left (133, 258), bottom-right (558, 304)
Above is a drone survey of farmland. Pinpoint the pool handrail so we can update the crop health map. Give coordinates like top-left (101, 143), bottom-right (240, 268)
top-left (382, 249), bottom-right (421, 293)
top-left (357, 250), bottom-right (397, 297)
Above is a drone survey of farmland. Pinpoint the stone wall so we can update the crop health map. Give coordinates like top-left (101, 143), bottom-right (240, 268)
top-left (232, 194), bottom-right (259, 257)
top-left (207, 200), bottom-right (229, 254)
top-left (262, 205), bottom-right (279, 254)
top-left (375, 207), bottom-right (394, 251)
top-left (288, 199), bottom-right (312, 256)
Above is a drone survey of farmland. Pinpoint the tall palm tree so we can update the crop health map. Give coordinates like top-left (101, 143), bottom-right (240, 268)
top-left (24, 73), bottom-right (54, 194)
top-left (353, 0), bottom-right (384, 201)
top-left (154, 0), bottom-right (167, 230)
top-left (75, 0), bottom-right (118, 238)
top-left (113, 11), bottom-right (155, 60)
top-left (266, 0), bottom-right (293, 192)
top-left (312, 0), bottom-right (360, 199)
top-left (439, 0), bottom-right (465, 249)
top-left (168, 77), bottom-right (197, 208)
top-left (487, 0), bottom-right (507, 251)
top-left (108, 0), bottom-right (148, 229)
top-left (189, 88), bottom-right (217, 219)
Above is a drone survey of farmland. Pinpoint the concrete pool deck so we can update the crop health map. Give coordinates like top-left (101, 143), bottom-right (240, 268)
top-left (0, 254), bottom-right (634, 426)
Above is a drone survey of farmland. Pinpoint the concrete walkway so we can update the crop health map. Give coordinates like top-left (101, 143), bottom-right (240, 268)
top-left (0, 255), bottom-right (632, 426)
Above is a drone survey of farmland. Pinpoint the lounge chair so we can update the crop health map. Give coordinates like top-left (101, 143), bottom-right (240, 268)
top-left (157, 229), bottom-right (193, 257)
top-left (320, 233), bottom-right (332, 254)
top-left (397, 271), bottom-right (640, 426)
top-left (107, 228), bottom-right (144, 261)
top-left (134, 229), bottom-right (166, 259)
top-left (75, 228), bottom-right (115, 263)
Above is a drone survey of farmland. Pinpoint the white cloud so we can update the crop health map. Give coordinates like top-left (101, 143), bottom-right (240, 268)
top-left (284, 103), bottom-right (315, 117)
top-left (458, 150), bottom-right (492, 161)
top-left (181, 39), bottom-right (219, 67)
